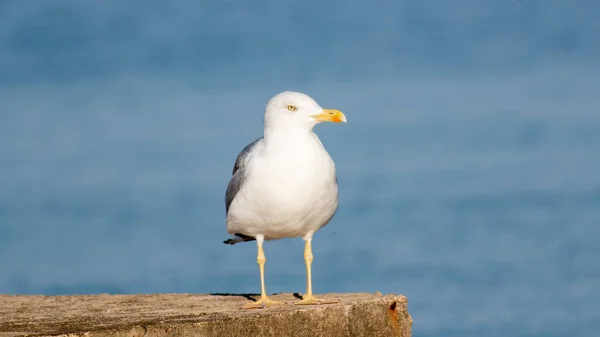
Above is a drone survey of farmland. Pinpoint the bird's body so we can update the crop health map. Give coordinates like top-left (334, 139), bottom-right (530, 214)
top-left (226, 132), bottom-right (338, 240)
top-left (223, 91), bottom-right (346, 308)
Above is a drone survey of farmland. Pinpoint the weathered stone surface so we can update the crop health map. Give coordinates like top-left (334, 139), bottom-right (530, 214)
top-left (0, 292), bottom-right (411, 337)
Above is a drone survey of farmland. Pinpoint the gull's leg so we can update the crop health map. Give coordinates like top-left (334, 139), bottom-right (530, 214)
top-left (295, 233), bottom-right (339, 305)
top-left (243, 234), bottom-right (281, 309)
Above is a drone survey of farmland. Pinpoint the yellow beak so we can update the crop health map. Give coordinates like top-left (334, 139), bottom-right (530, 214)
top-left (311, 109), bottom-right (347, 123)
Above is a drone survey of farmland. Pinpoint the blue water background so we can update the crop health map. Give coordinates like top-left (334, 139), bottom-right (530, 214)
top-left (1, 1), bottom-right (599, 336)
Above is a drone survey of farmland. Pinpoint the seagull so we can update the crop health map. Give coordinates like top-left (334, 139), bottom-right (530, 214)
top-left (223, 91), bottom-right (347, 309)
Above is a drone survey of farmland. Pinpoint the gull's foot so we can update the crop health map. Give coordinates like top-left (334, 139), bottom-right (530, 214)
top-left (294, 294), bottom-right (339, 306)
top-left (243, 296), bottom-right (281, 309)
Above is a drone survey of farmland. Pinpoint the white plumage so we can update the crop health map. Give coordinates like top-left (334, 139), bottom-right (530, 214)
top-left (226, 124), bottom-right (338, 240)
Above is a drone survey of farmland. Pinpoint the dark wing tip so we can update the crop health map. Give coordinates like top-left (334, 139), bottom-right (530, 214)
top-left (223, 233), bottom-right (256, 245)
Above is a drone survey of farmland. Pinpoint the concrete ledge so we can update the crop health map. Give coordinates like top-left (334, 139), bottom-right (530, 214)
top-left (0, 292), bottom-right (411, 337)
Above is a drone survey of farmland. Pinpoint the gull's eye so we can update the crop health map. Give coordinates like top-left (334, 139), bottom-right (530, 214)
top-left (286, 104), bottom-right (297, 112)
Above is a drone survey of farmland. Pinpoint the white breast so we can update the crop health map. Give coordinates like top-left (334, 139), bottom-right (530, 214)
top-left (226, 133), bottom-right (339, 240)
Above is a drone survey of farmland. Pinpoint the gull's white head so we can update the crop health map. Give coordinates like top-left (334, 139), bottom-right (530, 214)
top-left (263, 91), bottom-right (346, 133)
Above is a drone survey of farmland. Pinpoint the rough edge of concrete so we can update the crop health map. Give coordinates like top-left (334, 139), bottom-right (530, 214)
top-left (0, 293), bottom-right (412, 337)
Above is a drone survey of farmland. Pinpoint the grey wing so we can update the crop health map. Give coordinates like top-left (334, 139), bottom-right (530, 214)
top-left (225, 137), bottom-right (263, 214)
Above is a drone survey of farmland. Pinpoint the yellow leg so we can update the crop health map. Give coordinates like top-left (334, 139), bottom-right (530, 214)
top-left (244, 237), bottom-right (281, 309)
top-left (295, 237), bottom-right (339, 305)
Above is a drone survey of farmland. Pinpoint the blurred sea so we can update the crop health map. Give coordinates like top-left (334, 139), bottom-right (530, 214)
top-left (1, 1), bottom-right (599, 337)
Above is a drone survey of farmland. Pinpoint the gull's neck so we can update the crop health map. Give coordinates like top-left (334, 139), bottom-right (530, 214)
top-left (264, 125), bottom-right (315, 144)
